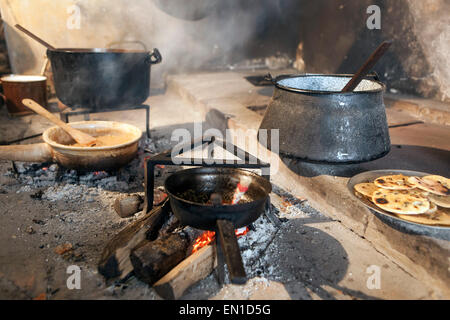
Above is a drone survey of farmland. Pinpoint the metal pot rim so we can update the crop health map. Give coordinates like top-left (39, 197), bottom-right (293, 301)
top-left (42, 121), bottom-right (142, 151)
top-left (273, 73), bottom-right (386, 95)
top-left (1, 74), bottom-right (47, 82)
top-left (164, 167), bottom-right (272, 207)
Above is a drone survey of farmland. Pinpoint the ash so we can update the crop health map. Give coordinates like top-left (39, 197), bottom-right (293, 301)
top-left (184, 186), bottom-right (326, 299)
top-left (3, 137), bottom-right (172, 198)
top-left (236, 186), bottom-right (324, 280)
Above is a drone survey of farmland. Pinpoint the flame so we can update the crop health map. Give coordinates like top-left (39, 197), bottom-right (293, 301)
top-left (192, 230), bottom-right (216, 253)
top-left (191, 227), bottom-right (250, 253)
top-left (235, 226), bottom-right (249, 237)
top-left (93, 171), bottom-right (106, 176)
top-left (42, 167), bottom-right (48, 171)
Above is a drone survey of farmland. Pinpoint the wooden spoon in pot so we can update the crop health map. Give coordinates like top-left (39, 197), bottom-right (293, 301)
top-left (341, 41), bottom-right (392, 92)
top-left (22, 99), bottom-right (97, 147)
top-left (15, 24), bottom-right (56, 50)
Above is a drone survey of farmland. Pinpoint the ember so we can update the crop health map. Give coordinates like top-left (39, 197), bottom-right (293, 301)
top-left (192, 230), bottom-right (215, 253)
top-left (191, 227), bottom-right (249, 253)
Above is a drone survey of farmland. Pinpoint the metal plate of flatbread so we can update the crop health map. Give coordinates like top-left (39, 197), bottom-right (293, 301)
top-left (348, 169), bottom-right (450, 240)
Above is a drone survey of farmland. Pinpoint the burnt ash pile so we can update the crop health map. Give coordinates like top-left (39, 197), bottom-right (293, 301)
top-left (3, 137), bottom-right (172, 197)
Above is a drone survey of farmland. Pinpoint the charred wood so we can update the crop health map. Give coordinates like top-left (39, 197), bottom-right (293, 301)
top-left (97, 199), bottom-right (170, 281)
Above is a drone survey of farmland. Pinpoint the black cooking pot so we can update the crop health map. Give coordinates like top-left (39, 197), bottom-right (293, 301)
top-left (165, 167), bottom-right (271, 230)
top-left (47, 47), bottom-right (162, 110)
top-left (259, 74), bottom-right (391, 163)
top-left (164, 167), bottom-right (272, 284)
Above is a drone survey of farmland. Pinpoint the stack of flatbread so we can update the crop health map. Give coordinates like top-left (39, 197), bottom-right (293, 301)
top-left (354, 174), bottom-right (450, 227)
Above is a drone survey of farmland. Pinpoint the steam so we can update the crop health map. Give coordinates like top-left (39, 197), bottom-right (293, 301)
top-left (1, 0), bottom-right (286, 95)
top-left (128, 1), bottom-right (271, 77)
top-left (74, 0), bottom-right (276, 81)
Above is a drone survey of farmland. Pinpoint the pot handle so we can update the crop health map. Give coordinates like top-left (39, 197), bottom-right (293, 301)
top-left (0, 143), bottom-right (53, 162)
top-left (264, 73), bottom-right (276, 85)
top-left (147, 48), bottom-right (162, 65)
top-left (366, 71), bottom-right (381, 81)
top-left (216, 219), bottom-right (247, 284)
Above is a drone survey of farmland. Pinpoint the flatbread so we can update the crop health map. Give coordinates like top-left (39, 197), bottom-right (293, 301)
top-left (371, 188), bottom-right (430, 214)
top-left (407, 176), bottom-right (450, 196)
top-left (407, 188), bottom-right (429, 197)
top-left (428, 194), bottom-right (450, 208)
top-left (374, 175), bottom-right (414, 190)
top-left (423, 175), bottom-right (450, 194)
top-left (393, 207), bottom-right (450, 227)
top-left (354, 183), bottom-right (379, 198)
top-left (424, 175), bottom-right (450, 187)
top-left (426, 201), bottom-right (438, 214)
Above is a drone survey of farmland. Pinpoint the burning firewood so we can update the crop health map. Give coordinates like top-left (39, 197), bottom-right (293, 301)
top-left (153, 244), bottom-right (217, 300)
top-left (98, 199), bottom-right (170, 281)
top-left (130, 233), bottom-right (190, 286)
top-left (152, 226), bottom-right (250, 300)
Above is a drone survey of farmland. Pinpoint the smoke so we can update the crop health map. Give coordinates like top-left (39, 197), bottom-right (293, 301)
top-left (1, 0), bottom-right (294, 97)
top-left (74, 0), bottom-right (284, 81)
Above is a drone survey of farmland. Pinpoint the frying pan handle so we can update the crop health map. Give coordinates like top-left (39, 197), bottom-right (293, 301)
top-left (216, 219), bottom-right (247, 284)
top-left (147, 48), bottom-right (162, 65)
top-left (0, 143), bottom-right (52, 162)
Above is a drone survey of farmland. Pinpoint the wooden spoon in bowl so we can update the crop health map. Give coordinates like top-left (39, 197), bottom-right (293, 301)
top-left (22, 99), bottom-right (97, 147)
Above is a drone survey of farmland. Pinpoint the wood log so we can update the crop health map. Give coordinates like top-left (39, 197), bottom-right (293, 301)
top-left (114, 194), bottom-right (143, 218)
top-left (130, 233), bottom-right (190, 286)
top-left (153, 244), bottom-right (217, 300)
top-left (114, 190), bottom-right (167, 218)
top-left (98, 199), bottom-right (170, 281)
top-left (157, 214), bottom-right (181, 238)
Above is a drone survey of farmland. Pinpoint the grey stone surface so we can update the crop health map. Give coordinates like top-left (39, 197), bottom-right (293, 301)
top-left (166, 70), bottom-right (450, 297)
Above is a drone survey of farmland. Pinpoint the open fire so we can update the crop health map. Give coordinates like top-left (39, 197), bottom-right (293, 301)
top-left (192, 227), bottom-right (250, 253)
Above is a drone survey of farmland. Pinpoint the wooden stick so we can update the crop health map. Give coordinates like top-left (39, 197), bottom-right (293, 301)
top-left (153, 244), bottom-right (217, 300)
top-left (15, 24), bottom-right (56, 50)
top-left (341, 41), bottom-right (392, 92)
top-left (22, 99), bottom-right (97, 146)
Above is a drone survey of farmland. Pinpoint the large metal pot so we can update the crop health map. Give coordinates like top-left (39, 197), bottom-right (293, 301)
top-left (0, 121), bottom-right (142, 171)
top-left (47, 47), bottom-right (162, 110)
top-left (259, 74), bottom-right (391, 163)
